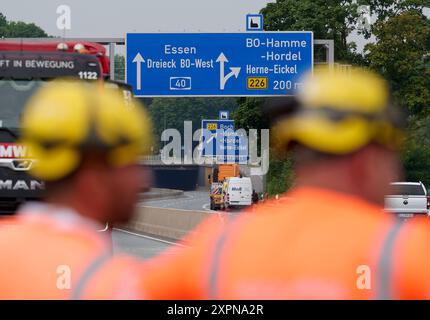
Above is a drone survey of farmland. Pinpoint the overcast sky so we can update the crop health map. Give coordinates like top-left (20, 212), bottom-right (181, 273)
top-left (1, 0), bottom-right (274, 37)
top-left (1, 1), bottom-right (428, 54)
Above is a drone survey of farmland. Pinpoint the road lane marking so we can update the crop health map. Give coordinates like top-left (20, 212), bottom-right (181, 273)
top-left (113, 228), bottom-right (186, 247)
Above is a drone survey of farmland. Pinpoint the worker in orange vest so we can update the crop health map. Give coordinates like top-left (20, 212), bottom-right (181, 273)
top-left (141, 67), bottom-right (430, 299)
top-left (0, 80), bottom-right (153, 299)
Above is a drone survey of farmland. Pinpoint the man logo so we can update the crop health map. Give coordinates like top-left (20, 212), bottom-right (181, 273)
top-left (12, 160), bottom-right (32, 171)
top-left (0, 180), bottom-right (44, 190)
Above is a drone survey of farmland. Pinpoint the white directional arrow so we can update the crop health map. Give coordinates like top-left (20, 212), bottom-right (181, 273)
top-left (132, 52), bottom-right (145, 90)
top-left (216, 52), bottom-right (228, 89)
top-left (206, 134), bottom-right (216, 145)
top-left (223, 67), bottom-right (241, 87)
top-left (216, 52), bottom-right (241, 90)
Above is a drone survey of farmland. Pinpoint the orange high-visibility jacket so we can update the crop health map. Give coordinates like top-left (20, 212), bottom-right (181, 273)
top-left (0, 204), bottom-right (143, 299)
top-left (142, 187), bottom-right (430, 299)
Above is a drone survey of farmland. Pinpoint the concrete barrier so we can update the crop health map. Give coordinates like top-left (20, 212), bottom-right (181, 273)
top-left (141, 188), bottom-right (184, 200)
top-left (126, 206), bottom-right (222, 241)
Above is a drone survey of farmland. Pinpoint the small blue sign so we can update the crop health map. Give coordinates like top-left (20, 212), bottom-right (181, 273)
top-left (219, 110), bottom-right (229, 120)
top-left (201, 119), bottom-right (247, 163)
top-left (126, 32), bottom-right (313, 97)
top-left (246, 14), bottom-right (263, 31)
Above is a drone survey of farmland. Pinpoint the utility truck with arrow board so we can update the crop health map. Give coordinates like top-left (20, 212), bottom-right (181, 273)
top-left (208, 164), bottom-right (240, 211)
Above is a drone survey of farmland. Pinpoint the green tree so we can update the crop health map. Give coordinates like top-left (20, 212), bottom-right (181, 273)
top-left (4, 21), bottom-right (47, 37)
top-left (365, 11), bottom-right (430, 116)
top-left (267, 154), bottom-right (295, 196)
top-left (365, 8), bottom-right (430, 186)
top-left (364, 9), bottom-right (430, 185)
top-left (0, 13), bottom-right (7, 36)
top-left (403, 117), bottom-right (430, 186)
top-left (358, 0), bottom-right (429, 26)
top-left (114, 55), bottom-right (125, 81)
top-left (148, 97), bottom-right (238, 149)
top-left (233, 98), bottom-right (269, 131)
top-left (261, 0), bottom-right (362, 62)
top-left (0, 13), bottom-right (47, 37)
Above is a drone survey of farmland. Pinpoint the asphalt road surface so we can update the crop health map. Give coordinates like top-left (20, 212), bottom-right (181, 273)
top-left (112, 228), bottom-right (183, 260)
top-left (113, 190), bottom-right (248, 260)
top-left (139, 190), bottom-right (211, 211)
top-left (139, 190), bottom-right (248, 213)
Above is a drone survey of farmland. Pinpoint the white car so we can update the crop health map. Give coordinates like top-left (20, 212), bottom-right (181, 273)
top-left (223, 177), bottom-right (252, 209)
top-left (384, 182), bottom-right (429, 218)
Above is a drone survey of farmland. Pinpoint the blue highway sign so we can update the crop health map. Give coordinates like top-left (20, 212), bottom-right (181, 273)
top-left (126, 32), bottom-right (313, 97)
top-left (201, 119), bottom-right (248, 163)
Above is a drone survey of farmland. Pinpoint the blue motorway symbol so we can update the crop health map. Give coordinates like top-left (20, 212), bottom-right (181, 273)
top-left (126, 32), bottom-right (313, 97)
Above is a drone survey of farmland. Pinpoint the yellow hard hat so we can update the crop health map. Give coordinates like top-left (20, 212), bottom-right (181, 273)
top-left (21, 80), bottom-right (153, 181)
top-left (271, 67), bottom-right (404, 155)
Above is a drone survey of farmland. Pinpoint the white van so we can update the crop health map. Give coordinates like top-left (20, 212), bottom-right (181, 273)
top-left (223, 177), bottom-right (252, 209)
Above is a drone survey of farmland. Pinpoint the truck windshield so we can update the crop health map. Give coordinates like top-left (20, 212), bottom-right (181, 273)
top-left (0, 79), bottom-right (45, 129)
top-left (389, 184), bottom-right (425, 196)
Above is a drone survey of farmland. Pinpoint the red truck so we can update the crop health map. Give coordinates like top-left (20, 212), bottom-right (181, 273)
top-left (0, 39), bottom-right (129, 214)
top-left (0, 40), bottom-right (110, 77)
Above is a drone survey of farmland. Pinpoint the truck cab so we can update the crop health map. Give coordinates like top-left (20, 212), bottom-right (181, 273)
top-left (0, 51), bottom-right (103, 214)
top-left (210, 182), bottom-right (223, 210)
top-left (208, 164), bottom-right (240, 211)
